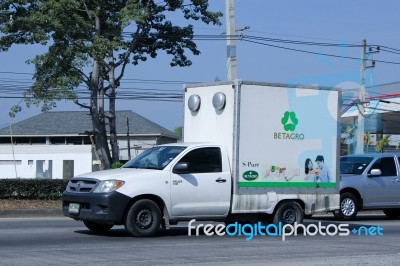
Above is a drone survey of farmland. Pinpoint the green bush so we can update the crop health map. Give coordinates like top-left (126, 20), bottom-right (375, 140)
top-left (0, 179), bottom-right (69, 200)
top-left (111, 161), bottom-right (124, 169)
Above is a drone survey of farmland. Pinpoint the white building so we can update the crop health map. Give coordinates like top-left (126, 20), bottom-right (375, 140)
top-left (0, 110), bottom-right (178, 179)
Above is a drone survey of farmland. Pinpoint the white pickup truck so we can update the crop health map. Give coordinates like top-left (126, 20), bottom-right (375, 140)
top-left (62, 81), bottom-right (341, 237)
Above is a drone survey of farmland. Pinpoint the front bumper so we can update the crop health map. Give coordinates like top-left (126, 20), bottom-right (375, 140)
top-left (62, 191), bottom-right (131, 224)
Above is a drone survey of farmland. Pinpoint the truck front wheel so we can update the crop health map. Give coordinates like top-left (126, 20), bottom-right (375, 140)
top-left (83, 220), bottom-right (113, 233)
top-left (125, 199), bottom-right (162, 237)
top-left (273, 201), bottom-right (303, 225)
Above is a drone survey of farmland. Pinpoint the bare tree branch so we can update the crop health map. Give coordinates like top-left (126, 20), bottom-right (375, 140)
top-left (73, 99), bottom-right (90, 109)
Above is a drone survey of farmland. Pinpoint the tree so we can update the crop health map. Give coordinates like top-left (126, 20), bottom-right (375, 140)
top-left (375, 134), bottom-right (391, 153)
top-left (173, 126), bottom-right (182, 139)
top-left (0, 0), bottom-right (222, 169)
top-left (340, 124), bottom-right (356, 155)
top-left (364, 131), bottom-right (372, 153)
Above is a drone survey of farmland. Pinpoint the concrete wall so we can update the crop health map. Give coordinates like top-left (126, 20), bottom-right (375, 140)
top-left (0, 145), bottom-right (92, 179)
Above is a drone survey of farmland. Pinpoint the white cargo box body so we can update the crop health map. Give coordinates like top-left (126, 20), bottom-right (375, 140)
top-left (184, 80), bottom-right (340, 215)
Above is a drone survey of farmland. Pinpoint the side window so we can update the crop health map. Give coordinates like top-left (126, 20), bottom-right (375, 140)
top-left (370, 157), bottom-right (397, 176)
top-left (178, 147), bottom-right (222, 173)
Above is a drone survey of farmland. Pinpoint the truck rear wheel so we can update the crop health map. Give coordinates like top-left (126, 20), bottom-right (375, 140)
top-left (125, 199), bottom-right (161, 237)
top-left (334, 192), bottom-right (359, 220)
top-left (83, 220), bottom-right (113, 233)
top-left (273, 201), bottom-right (303, 225)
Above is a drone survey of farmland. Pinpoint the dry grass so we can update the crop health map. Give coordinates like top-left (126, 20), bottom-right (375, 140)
top-left (0, 199), bottom-right (62, 210)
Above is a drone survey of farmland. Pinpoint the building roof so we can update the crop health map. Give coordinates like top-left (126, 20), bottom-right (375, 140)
top-left (0, 110), bottom-right (178, 139)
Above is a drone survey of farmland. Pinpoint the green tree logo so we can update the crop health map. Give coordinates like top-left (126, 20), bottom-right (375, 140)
top-left (281, 111), bottom-right (298, 131)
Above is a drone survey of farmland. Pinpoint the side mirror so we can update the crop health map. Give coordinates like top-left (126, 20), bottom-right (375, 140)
top-left (368, 169), bottom-right (382, 177)
top-left (173, 162), bottom-right (190, 174)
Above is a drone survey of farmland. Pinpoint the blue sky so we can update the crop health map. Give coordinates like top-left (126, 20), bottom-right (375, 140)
top-left (1, 0), bottom-right (400, 131)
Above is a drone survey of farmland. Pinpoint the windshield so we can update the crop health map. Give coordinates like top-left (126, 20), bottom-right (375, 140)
top-left (340, 156), bottom-right (374, 175)
top-left (123, 146), bottom-right (187, 170)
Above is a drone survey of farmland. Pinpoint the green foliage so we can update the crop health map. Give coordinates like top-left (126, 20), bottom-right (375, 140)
top-left (0, 179), bottom-right (69, 200)
top-left (111, 161), bottom-right (123, 169)
top-left (375, 135), bottom-right (391, 153)
top-left (174, 126), bottom-right (183, 138)
top-left (364, 131), bottom-right (372, 153)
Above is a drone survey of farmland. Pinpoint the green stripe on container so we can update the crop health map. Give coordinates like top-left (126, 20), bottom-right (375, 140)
top-left (238, 182), bottom-right (336, 188)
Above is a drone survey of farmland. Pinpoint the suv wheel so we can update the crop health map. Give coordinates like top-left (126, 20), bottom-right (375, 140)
top-left (334, 192), bottom-right (359, 220)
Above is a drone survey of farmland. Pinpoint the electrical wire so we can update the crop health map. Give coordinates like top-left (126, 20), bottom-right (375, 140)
top-left (242, 38), bottom-right (400, 65)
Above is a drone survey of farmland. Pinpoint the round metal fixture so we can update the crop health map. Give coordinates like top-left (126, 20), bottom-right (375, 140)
top-left (212, 92), bottom-right (226, 110)
top-left (188, 94), bottom-right (201, 112)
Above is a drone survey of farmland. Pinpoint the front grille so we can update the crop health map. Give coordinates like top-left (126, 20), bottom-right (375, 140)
top-left (67, 178), bottom-right (98, 193)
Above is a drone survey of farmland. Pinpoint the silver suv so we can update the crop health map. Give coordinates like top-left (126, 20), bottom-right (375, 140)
top-left (335, 153), bottom-right (400, 220)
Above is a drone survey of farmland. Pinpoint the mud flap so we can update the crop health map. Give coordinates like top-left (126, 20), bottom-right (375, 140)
top-left (162, 205), bottom-right (170, 230)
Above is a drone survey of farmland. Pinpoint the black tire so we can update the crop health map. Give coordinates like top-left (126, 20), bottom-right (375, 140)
top-left (273, 201), bottom-right (303, 225)
top-left (383, 209), bottom-right (400, 218)
top-left (334, 192), bottom-right (359, 220)
top-left (83, 220), bottom-right (113, 233)
top-left (125, 199), bottom-right (162, 237)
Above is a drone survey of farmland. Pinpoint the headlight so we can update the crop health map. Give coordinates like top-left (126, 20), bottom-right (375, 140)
top-left (92, 180), bottom-right (125, 193)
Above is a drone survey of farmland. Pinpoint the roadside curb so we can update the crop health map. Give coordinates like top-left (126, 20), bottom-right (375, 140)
top-left (0, 208), bottom-right (63, 218)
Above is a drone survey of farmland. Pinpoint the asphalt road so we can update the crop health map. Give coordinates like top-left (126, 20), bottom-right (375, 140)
top-left (0, 214), bottom-right (399, 266)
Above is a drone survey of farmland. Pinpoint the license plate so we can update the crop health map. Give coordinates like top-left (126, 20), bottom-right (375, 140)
top-left (69, 203), bottom-right (80, 214)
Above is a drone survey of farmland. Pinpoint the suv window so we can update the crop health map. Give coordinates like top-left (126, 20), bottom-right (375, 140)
top-left (178, 147), bottom-right (222, 173)
top-left (340, 156), bottom-right (373, 175)
top-left (370, 157), bottom-right (397, 176)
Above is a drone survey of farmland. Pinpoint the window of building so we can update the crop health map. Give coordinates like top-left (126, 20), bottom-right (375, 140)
top-left (36, 160), bottom-right (53, 179)
top-left (63, 160), bottom-right (74, 179)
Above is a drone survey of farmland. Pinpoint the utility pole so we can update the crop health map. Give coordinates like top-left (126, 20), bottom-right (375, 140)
top-left (355, 39), bottom-right (379, 154)
top-left (226, 0), bottom-right (237, 81)
top-left (355, 39), bottom-right (367, 154)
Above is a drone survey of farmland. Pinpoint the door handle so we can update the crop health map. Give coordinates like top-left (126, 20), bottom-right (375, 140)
top-left (216, 178), bottom-right (226, 183)
top-left (392, 178), bottom-right (399, 183)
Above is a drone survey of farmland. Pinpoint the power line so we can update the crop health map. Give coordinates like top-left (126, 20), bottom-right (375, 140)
top-left (243, 35), bottom-right (363, 48)
top-left (379, 45), bottom-right (400, 53)
top-left (242, 38), bottom-right (400, 65)
top-left (379, 48), bottom-right (400, 55)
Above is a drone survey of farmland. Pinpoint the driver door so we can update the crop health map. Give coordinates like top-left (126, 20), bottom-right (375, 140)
top-left (170, 147), bottom-right (231, 217)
